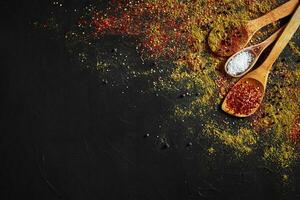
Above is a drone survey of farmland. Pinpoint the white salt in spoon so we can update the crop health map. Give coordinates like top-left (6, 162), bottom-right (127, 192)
top-left (225, 27), bottom-right (284, 77)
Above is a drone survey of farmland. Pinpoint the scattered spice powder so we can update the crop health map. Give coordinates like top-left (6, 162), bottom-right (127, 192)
top-left (225, 80), bottom-right (263, 115)
top-left (204, 122), bottom-right (258, 157)
top-left (91, 0), bottom-right (190, 60)
top-left (288, 41), bottom-right (300, 57)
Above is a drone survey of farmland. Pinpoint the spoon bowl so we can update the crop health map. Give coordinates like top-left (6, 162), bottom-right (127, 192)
top-left (222, 78), bottom-right (264, 117)
top-left (208, 0), bottom-right (299, 57)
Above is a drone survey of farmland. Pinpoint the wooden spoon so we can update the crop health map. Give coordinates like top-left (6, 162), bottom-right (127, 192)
top-left (225, 26), bottom-right (284, 77)
top-left (208, 0), bottom-right (299, 57)
top-left (222, 5), bottom-right (300, 117)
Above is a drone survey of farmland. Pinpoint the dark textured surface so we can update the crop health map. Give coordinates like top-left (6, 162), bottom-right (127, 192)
top-left (1, 1), bottom-right (300, 200)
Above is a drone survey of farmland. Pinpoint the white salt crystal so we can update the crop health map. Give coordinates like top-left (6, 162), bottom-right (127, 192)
top-left (226, 50), bottom-right (254, 76)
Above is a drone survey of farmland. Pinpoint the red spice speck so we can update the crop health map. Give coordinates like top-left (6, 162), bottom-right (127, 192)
top-left (225, 80), bottom-right (263, 115)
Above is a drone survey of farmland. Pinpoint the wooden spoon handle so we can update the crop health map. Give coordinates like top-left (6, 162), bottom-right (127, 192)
top-left (248, 0), bottom-right (299, 32)
top-left (260, 26), bottom-right (284, 48)
top-left (263, 5), bottom-right (300, 71)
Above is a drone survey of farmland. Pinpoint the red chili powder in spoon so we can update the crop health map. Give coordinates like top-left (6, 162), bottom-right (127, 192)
top-left (225, 81), bottom-right (263, 115)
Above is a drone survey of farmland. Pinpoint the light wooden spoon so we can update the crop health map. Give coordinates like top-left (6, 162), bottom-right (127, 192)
top-left (225, 26), bottom-right (284, 77)
top-left (222, 5), bottom-right (300, 117)
top-left (208, 0), bottom-right (299, 57)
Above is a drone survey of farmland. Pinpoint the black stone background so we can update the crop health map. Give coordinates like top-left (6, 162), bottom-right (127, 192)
top-left (1, 1), bottom-right (300, 200)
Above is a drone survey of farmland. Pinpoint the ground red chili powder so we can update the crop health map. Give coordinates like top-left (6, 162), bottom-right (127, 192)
top-left (225, 81), bottom-right (263, 115)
